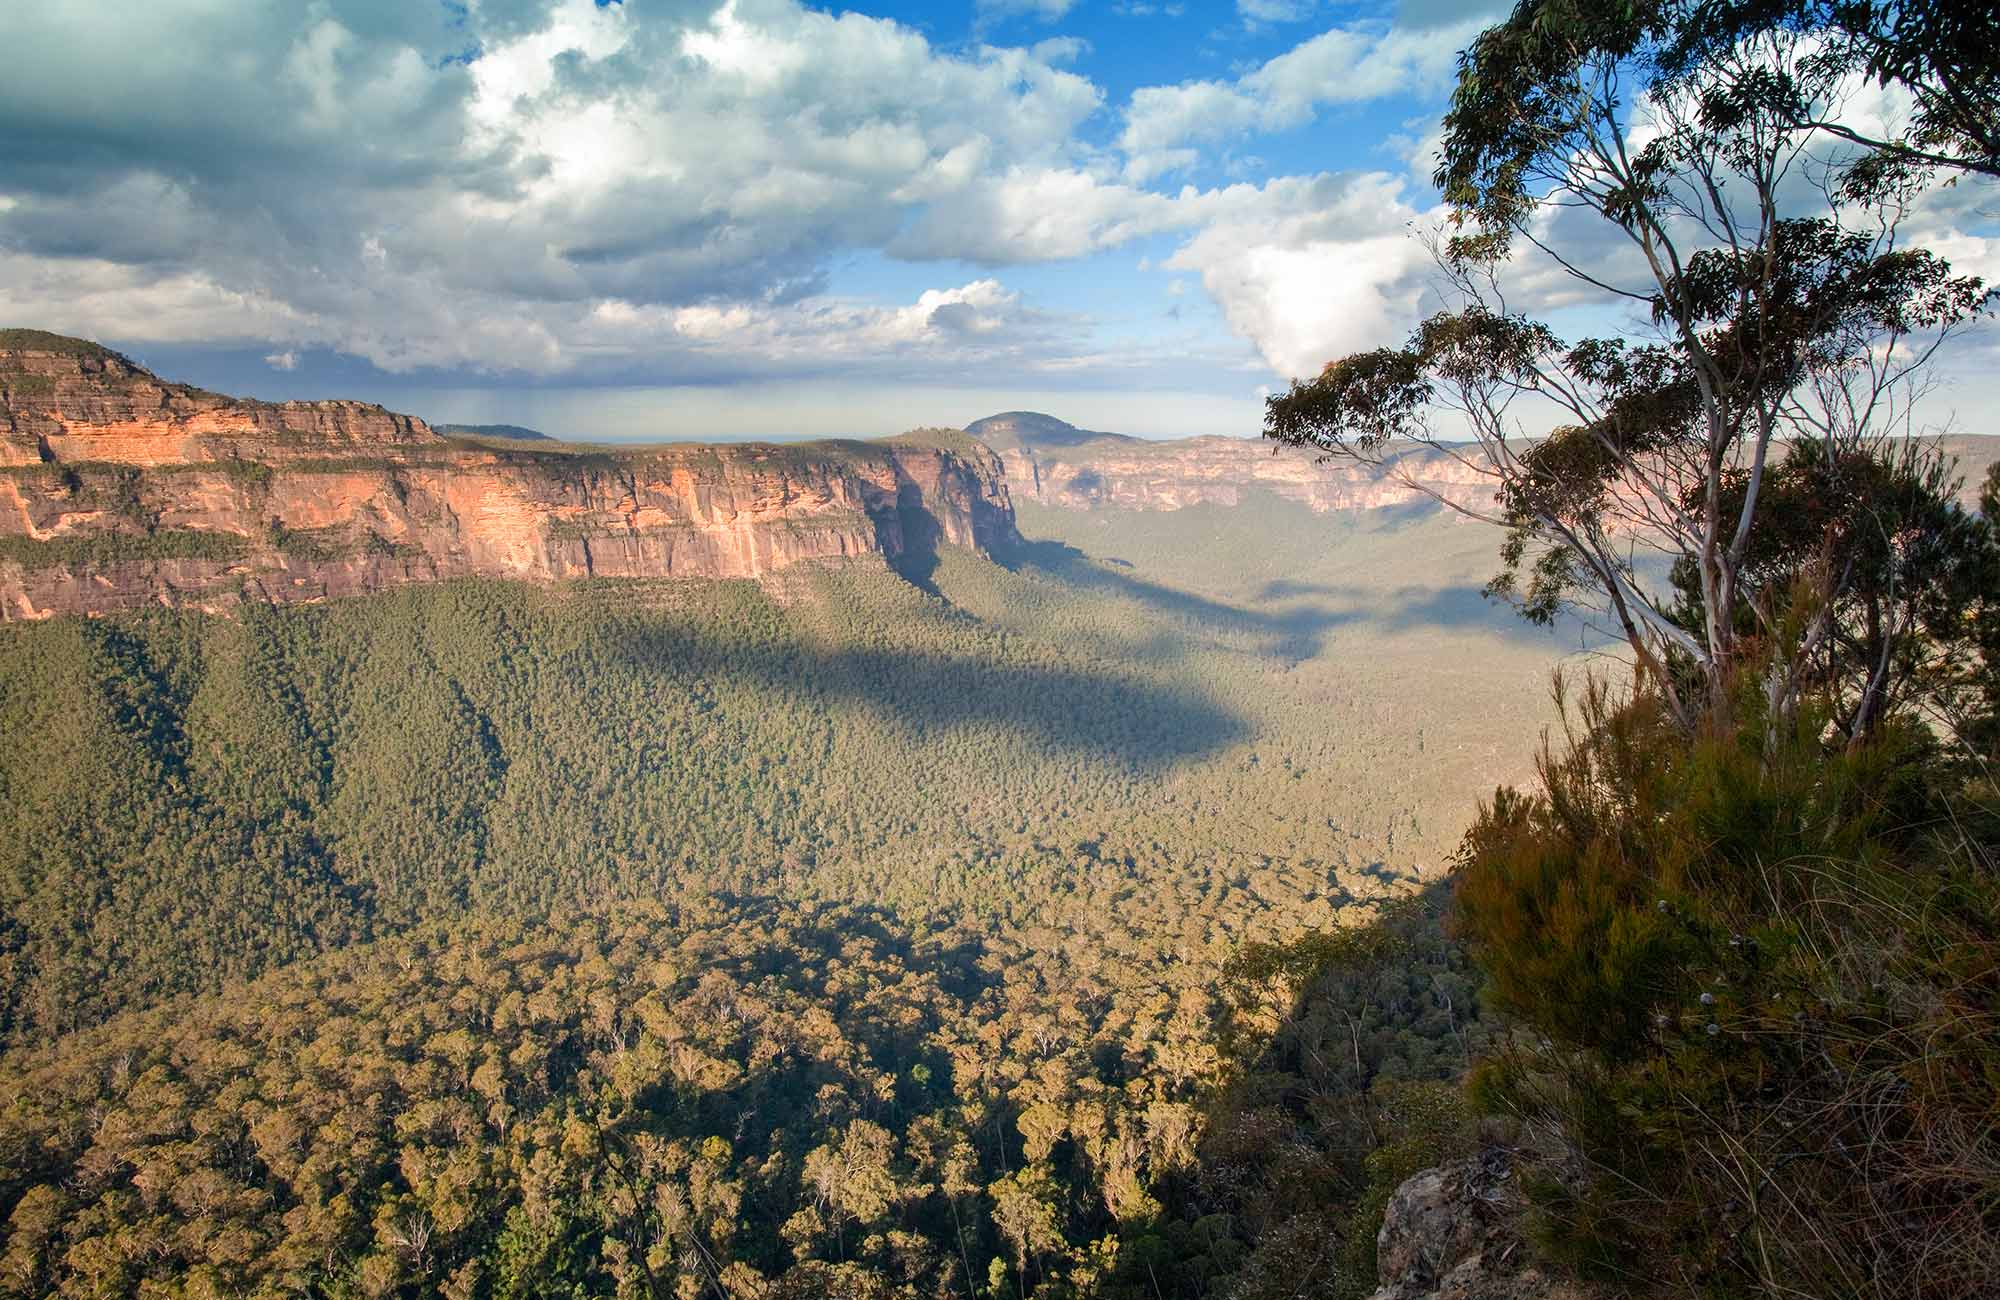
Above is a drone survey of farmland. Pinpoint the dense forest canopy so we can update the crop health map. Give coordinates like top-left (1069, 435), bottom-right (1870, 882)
top-left (0, 497), bottom-right (1571, 1298)
top-left (2, 0), bottom-right (1997, 1296)
top-left (0, 500), bottom-right (1573, 1047)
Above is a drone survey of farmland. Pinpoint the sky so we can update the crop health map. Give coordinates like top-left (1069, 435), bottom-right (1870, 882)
top-left (0, 0), bottom-right (1993, 441)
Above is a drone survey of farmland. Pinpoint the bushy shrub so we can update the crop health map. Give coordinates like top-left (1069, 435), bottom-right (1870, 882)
top-left (1456, 676), bottom-right (2000, 1298)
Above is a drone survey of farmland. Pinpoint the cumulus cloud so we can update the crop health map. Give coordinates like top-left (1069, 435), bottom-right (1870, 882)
top-left (0, 0), bottom-right (1516, 397)
top-left (892, 168), bottom-right (1190, 263)
top-left (1119, 15), bottom-right (1486, 181)
top-left (28, 0), bottom-right (1971, 417)
top-left (557, 276), bottom-right (1233, 388)
top-left (0, 0), bottom-right (1104, 375)
top-left (1166, 172), bottom-right (1440, 378)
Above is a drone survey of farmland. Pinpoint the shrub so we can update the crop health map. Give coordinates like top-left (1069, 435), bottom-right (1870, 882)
top-left (1455, 676), bottom-right (2000, 1298)
top-left (0, 529), bottom-right (251, 572)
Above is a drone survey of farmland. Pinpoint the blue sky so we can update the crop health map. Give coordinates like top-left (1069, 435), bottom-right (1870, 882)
top-left (0, 0), bottom-right (1991, 440)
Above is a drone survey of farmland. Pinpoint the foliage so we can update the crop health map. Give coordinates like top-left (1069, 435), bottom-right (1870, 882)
top-left (1265, 0), bottom-right (1995, 737)
top-left (0, 900), bottom-right (1192, 1298)
top-left (0, 329), bottom-right (124, 361)
top-left (0, 492), bottom-right (1567, 1298)
top-left (1454, 675), bottom-right (2000, 1298)
top-left (966, 884), bottom-right (1492, 1300)
top-left (0, 529), bottom-right (251, 573)
top-left (0, 883), bottom-right (1490, 1300)
top-left (0, 496), bottom-right (1565, 1050)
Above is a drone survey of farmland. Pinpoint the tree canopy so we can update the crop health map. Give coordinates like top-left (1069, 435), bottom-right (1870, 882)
top-left (1267, 0), bottom-right (1996, 738)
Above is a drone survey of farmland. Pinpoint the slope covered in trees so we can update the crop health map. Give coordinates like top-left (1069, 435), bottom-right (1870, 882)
top-left (0, 885), bottom-right (1493, 1300)
top-left (0, 496), bottom-right (1567, 1298)
top-left (0, 496), bottom-right (1574, 1048)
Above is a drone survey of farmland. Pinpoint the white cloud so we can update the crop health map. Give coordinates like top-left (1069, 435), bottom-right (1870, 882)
top-left (1238, 0), bottom-right (1316, 25)
top-left (0, 0), bottom-right (1103, 374)
top-left (264, 350), bottom-right (300, 371)
top-left (1165, 172), bottom-right (1440, 377)
top-left (0, 252), bottom-right (321, 350)
top-left (1119, 16), bottom-right (1485, 181)
top-left (892, 168), bottom-right (1189, 263)
top-left (571, 277), bottom-right (1111, 383)
top-left (978, 0), bottom-right (1082, 23)
top-left (11, 0), bottom-right (1977, 419)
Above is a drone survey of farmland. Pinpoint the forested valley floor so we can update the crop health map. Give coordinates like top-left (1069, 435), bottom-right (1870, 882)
top-left (0, 496), bottom-right (1584, 1299)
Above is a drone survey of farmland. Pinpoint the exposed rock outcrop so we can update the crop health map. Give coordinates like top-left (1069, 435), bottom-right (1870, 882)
top-left (0, 330), bottom-right (436, 468)
top-left (0, 334), bottom-right (1017, 620)
top-left (1368, 1153), bottom-right (1596, 1300)
top-left (969, 411), bottom-right (1499, 516)
top-left (971, 411), bottom-right (2000, 519)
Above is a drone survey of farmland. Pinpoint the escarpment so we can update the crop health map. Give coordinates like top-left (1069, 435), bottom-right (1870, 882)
top-left (969, 411), bottom-right (2000, 518)
top-left (0, 334), bottom-right (1017, 620)
top-left (967, 411), bottom-right (1500, 515)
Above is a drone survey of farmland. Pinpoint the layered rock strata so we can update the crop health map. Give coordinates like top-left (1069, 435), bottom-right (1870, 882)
top-left (0, 335), bottom-right (1016, 621)
top-left (968, 412), bottom-right (1499, 516)
top-left (970, 411), bottom-right (2000, 518)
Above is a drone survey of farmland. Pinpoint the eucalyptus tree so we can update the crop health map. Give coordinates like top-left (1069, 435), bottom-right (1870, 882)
top-left (1266, 0), bottom-right (1994, 738)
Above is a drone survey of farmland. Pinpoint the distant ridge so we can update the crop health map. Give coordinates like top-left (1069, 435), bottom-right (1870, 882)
top-left (0, 329), bottom-right (1021, 618)
top-left (963, 411), bottom-right (1141, 452)
top-left (0, 328), bottom-right (138, 364)
top-left (437, 422), bottom-right (557, 442)
top-left (968, 408), bottom-right (2000, 518)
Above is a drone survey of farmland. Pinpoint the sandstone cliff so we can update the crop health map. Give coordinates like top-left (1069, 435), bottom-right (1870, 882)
top-left (0, 333), bottom-right (1017, 621)
top-left (967, 411), bottom-right (1500, 516)
top-left (969, 411), bottom-right (2000, 519)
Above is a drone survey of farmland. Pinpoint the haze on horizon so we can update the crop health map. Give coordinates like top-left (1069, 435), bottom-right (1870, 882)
top-left (2, 0), bottom-right (1996, 441)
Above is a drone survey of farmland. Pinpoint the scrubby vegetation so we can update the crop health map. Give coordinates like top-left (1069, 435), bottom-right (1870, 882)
top-left (0, 529), bottom-right (251, 573)
top-left (1265, 0), bottom-right (2000, 1283)
top-left (0, 496), bottom-right (1560, 1298)
top-left (0, 498), bottom-right (1564, 1050)
top-left (1456, 669), bottom-right (2000, 1299)
top-left (0, 329), bottom-right (124, 361)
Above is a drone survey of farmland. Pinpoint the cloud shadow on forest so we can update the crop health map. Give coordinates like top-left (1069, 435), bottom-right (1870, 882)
top-left (602, 615), bottom-right (1250, 773)
top-left (999, 537), bottom-right (1593, 666)
top-left (1255, 576), bottom-right (1613, 650)
top-left (999, 537), bottom-right (1356, 662)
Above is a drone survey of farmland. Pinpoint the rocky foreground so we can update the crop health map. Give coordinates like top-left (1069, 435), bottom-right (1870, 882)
top-left (0, 332), bottom-right (1017, 620)
top-left (1368, 1153), bottom-right (1598, 1300)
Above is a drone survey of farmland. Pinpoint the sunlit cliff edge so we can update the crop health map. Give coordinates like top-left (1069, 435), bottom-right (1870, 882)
top-left (0, 331), bottom-right (1017, 620)
top-left (971, 410), bottom-right (2000, 519)
top-left (969, 410), bottom-right (1502, 515)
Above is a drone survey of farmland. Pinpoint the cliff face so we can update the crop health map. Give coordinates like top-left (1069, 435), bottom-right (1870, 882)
top-left (970, 412), bottom-right (2000, 519)
top-left (966, 412), bottom-right (1498, 516)
top-left (0, 332), bottom-right (436, 469)
top-left (0, 336), bottom-right (1017, 621)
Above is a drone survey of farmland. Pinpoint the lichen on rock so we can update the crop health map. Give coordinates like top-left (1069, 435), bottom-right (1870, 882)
top-left (1369, 1152), bottom-right (1597, 1300)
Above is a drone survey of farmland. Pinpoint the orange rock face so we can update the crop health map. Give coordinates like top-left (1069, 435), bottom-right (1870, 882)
top-left (1, 342), bottom-right (437, 468)
top-left (991, 431), bottom-right (1499, 516)
top-left (962, 411), bottom-right (1501, 517)
top-left (0, 340), bottom-right (1017, 620)
top-left (981, 413), bottom-right (2000, 521)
